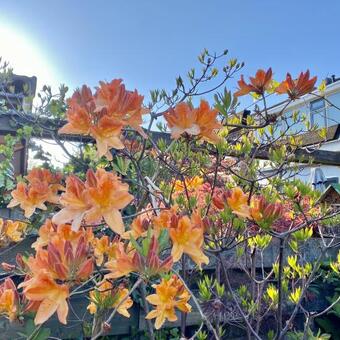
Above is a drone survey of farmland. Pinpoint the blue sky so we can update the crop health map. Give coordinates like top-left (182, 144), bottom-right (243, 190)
top-left (1, 0), bottom-right (340, 101)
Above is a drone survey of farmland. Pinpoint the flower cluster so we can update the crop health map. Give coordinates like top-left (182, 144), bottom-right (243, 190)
top-left (105, 235), bottom-right (173, 279)
top-left (52, 168), bottom-right (133, 234)
top-left (19, 223), bottom-right (94, 325)
top-left (146, 275), bottom-right (191, 329)
top-left (87, 280), bottom-right (133, 317)
top-left (7, 168), bottom-right (63, 218)
top-left (59, 80), bottom-right (148, 159)
top-left (235, 68), bottom-right (317, 99)
top-left (165, 100), bottom-right (222, 143)
top-left (213, 187), bottom-right (283, 227)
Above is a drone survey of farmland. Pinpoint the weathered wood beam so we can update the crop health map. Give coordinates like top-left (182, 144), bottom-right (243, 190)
top-left (2, 112), bottom-right (340, 166)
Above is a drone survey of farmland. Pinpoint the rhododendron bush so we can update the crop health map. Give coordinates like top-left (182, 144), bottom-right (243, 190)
top-left (1, 50), bottom-right (340, 339)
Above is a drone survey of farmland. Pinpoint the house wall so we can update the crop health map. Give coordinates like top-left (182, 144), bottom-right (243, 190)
top-left (260, 80), bottom-right (340, 187)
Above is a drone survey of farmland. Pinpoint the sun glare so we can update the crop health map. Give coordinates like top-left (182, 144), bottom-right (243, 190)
top-left (0, 21), bottom-right (60, 91)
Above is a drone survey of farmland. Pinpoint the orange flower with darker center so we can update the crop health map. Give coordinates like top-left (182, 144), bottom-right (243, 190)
top-left (85, 169), bottom-right (134, 234)
top-left (19, 271), bottom-right (69, 325)
top-left (53, 169), bottom-right (133, 234)
top-left (225, 187), bottom-right (251, 219)
top-left (169, 212), bottom-right (209, 268)
top-left (165, 100), bottom-right (221, 143)
top-left (32, 219), bottom-right (93, 250)
top-left (52, 175), bottom-right (91, 231)
top-left (8, 168), bottom-right (63, 218)
top-left (275, 70), bottom-right (317, 99)
top-left (146, 275), bottom-right (191, 329)
top-left (234, 68), bottom-right (273, 97)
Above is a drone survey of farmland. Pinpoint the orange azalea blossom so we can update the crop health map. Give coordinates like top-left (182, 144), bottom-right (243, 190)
top-left (234, 68), bottom-right (273, 97)
top-left (105, 240), bottom-right (137, 279)
top-left (226, 187), bottom-right (251, 218)
top-left (87, 280), bottom-right (133, 317)
top-left (173, 176), bottom-right (204, 194)
top-left (0, 278), bottom-right (19, 321)
top-left (275, 70), bottom-right (317, 99)
top-left (8, 182), bottom-right (51, 218)
top-left (152, 206), bottom-right (178, 238)
top-left (146, 275), bottom-right (191, 329)
top-left (121, 214), bottom-right (150, 240)
top-left (59, 80), bottom-right (147, 159)
top-left (85, 169), bottom-right (133, 234)
top-left (214, 188), bottom-right (283, 224)
top-left (169, 213), bottom-right (209, 268)
top-left (19, 272), bottom-right (69, 325)
top-left (0, 218), bottom-right (27, 247)
top-left (52, 174), bottom-right (91, 231)
top-left (95, 79), bottom-right (148, 136)
top-left (164, 100), bottom-right (222, 143)
top-left (26, 168), bottom-right (63, 187)
top-left (53, 169), bottom-right (133, 234)
top-left (90, 116), bottom-right (124, 159)
top-left (105, 236), bottom-right (172, 278)
top-left (27, 234), bottom-right (93, 283)
top-left (32, 219), bottom-right (93, 250)
top-left (8, 168), bottom-right (63, 218)
top-left (249, 196), bottom-right (283, 224)
top-left (91, 235), bottom-right (119, 266)
top-left (59, 85), bottom-right (94, 135)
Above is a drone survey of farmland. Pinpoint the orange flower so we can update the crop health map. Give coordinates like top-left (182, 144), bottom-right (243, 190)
top-left (26, 168), bottom-right (62, 187)
top-left (165, 100), bottom-right (221, 143)
top-left (0, 278), bottom-right (19, 321)
top-left (89, 116), bottom-right (124, 159)
top-left (234, 68), bottom-right (273, 97)
top-left (87, 280), bottom-right (133, 317)
top-left (85, 169), bottom-right (133, 234)
top-left (226, 187), bottom-right (251, 219)
top-left (105, 240), bottom-right (138, 279)
top-left (53, 169), bottom-right (133, 234)
top-left (152, 206), bottom-right (178, 237)
top-left (32, 219), bottom-right (92, 250)
top-left (215, 188), bottom-right (283, 226)
top-left (8, 168), bottom-right (63, 218)
top-left (8, 182), bottom-right (49, 218)
top-left (146, 275), bottom-right (191, 329)
top-left (173, 176), bottom-right (203, 194)
top-left (121, 214), bottom-right (149, 240)
top-left (59, 80), bottom-right (147, 159)
top-left (95, 79), bottom-right (148, 136)
top-left (52, 175), bottom-right (90, 231)
top-left (91, 235), bottom-right (118, 266)
top-left (59, 85), bottom-right (94, 135)
top-left (19, 272), bottom-right (69, 325)
top-left (249, 196), bottom-right (283, 225)
top-left (169, 213), bottom-right (209, 268)
top-left (0, 218), bottom-right (27, 247)
top-left (275, 71), bottom-right (317, 99)
top-left (105, 236), bottom-right (172, 278)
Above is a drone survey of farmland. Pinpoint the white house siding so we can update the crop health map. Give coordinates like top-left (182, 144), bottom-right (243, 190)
top-left (259, 80), bottom-right (340, 188)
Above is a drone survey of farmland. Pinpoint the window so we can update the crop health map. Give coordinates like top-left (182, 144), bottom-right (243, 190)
top-left (326, 92), bottom-right (340, 126)
top-left (310, 98), bottom-right (326, 128)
